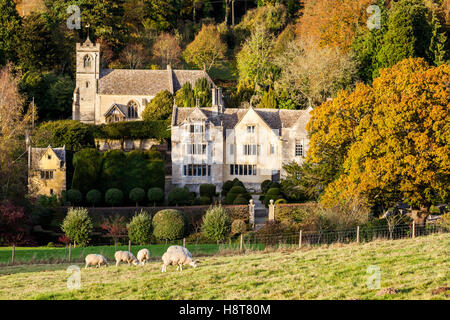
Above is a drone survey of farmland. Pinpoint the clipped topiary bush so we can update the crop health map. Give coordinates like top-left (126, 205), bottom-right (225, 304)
top-left (148, 187), bottom-right (164, 206)
top-left (232, 178), bottom-right (244, 188)
top-left (86, 189), bottom-right (102, 207)
top-left (231, 219), bottom-right (247, 235)
top-left (261, 180), bottom-right (272, 194)
top-left (221, 180), bottom-right (235, 196)
top-left (129, 188), bottom-right (146, 206)
top-left (264, 188), bottom-right (282, 207)
top-left (61, 207), bottom-right (93, 246)
top-left (105, 188), bottom-right (124, 206)
top-left (152, 209), bottom-right (186, 241)
top-left (127, 210), bottom-right (153, 245)
top-left (269, 182), bottom-right (281, 189)
top-left (168, 187), bottom-right (191, 206)
top-left (199, 196), bottom-right (212, 205)
top-left (224, 192), bottom-right (238, 205)
top-left (200, 184), bottom-right (216, 200)
top-left (202, 205), bottom-right (232, 242)
top-left (229, 186), bottom-right (247, 195)
top-left (67, 189), bottom-right (83, 205)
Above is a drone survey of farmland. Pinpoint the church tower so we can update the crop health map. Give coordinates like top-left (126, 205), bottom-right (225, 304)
top-left (72, 36), bottom-right (100, 123)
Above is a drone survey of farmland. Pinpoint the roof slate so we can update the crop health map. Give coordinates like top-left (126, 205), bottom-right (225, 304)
top-left (30, 146), bottom-right (66, 169)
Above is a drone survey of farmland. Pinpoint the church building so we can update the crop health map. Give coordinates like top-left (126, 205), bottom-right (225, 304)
top-left (72, 37), bottom-right (215, 124)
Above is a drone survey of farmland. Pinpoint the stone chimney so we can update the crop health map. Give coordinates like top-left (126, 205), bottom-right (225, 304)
top-left (212, 87), bottom-right (224, 116)
top-left (167, 64), bottom-right (174, 94)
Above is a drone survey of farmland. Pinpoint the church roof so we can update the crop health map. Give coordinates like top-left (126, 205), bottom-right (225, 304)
top-left (173, 107), bottom-right (311, 130)
top-left (98, 68), bottom-right (214, 96)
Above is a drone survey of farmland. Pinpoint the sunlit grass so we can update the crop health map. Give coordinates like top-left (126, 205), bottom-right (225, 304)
top-left (0, 233), bottom-right (448, 300)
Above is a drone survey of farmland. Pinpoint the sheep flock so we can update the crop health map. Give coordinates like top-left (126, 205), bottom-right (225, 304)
top-left (84, 246), bottom-right (198, 273)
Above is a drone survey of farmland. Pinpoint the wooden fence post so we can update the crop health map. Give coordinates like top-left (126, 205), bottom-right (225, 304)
top-left (356, 226), bottom-right (360, 244)
top-left (299, 230), bottom-right (302, 248)
top-left (412, 221), bottom-right (415, 239)
top-left (11, 244), bottom-right (15, 265)
top-left (68, 243), bottom-right (72, 263)
top-left (183, 238), bottom-right (186, 248)
top-left (128, 240), bottom-right (131, 253)
top-left (240, 234), bottom-right (243, 252)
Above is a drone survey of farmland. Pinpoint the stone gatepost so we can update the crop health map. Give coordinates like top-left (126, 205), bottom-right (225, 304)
top-left (249, 199), bottom-right (255, 229)
top-left (269, 199), bottom-right (275, 221)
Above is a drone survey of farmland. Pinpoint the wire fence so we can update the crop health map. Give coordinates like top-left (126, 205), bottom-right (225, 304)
top-left (1, 222), bottom-right (447, 266)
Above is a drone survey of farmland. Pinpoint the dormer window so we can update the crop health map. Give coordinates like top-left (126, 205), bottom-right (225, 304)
top-left (190, 124), bottom-right (204, 133)
top-left (48, 155), bottom-right (51, 160)
top-left (83, 55), bottom-right (91, 68)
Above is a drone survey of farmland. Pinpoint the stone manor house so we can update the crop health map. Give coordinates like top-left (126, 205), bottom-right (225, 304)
top-left (35, 38), bottom-right (310, 196)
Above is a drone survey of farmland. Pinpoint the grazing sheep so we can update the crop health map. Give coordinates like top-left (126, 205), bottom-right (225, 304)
top-left (85, 254), bottom-right (108, 269)
top-left (137, 248), bottom-right (150, 265)
top-left (114, 251), bottom-right (138, 266)
top-left (161, 246), bottom-right (197, 272)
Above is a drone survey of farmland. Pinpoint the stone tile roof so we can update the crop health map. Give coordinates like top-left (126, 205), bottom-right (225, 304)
top-left (30, 146), bottom-right (66, 169)
top-left (98, 69), bottom-right (214, 96)
top-left (173, 107), bottom-right (311, 130)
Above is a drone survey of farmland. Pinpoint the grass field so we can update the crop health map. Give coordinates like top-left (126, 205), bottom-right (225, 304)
top-left (0, 243), bottom-right (239, 265)
top-left (0, 233), bottom-right (448, 300)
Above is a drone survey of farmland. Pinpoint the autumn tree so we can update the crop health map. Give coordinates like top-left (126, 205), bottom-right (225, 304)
top-left (296, 0), bottom-right (373, 52)
top-left (152, 32), bottom-right (182, 68)
top-left (119, 43), bottom-right (149, 69)
top-left (309, 58), bottom-right (449, 222)
top-left (183, 24), bottom-right (227, 71)
top-left (0, 201), bottom-right (30, 246)
top-left (100, 215), bottom-right (127, 245)
top-left (274, 38), bottom-right (358, 107)
top-left (0, 64), bottom-right (34, 201)
top-left (142, 90), bottom-right (174, 120)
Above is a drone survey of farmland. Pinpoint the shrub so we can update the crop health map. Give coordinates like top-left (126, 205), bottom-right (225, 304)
top-left (168, 187), bottom-right (191, 206)
top-left (224, 192), bottom-right (238, 205)
top-left (264, 188), bottom-right (282, 207)
top-left (129, 188), bottom-right (146, 206)
top-left (440, 212), bottom-right (450, 230)
top-left (141, 90), bottom-right (174, 120)
top-left (66, 189), bottom-right (83, 205)
top-left (232, 178), bottom-right (245, 188)
top-left (86, 189), bottom-right (101, 207)
top-left (231, 219), bottom-right (247, 235)
top-left (275, 203), bottom-right (330, 232)
top-left (47, 242), bottom-right (55, 247)
top-left (255, 220), bottom-right (294, 246)
top-left (261, 180), bottom-right (272, 194)
top-left (269, 182), bottom-right (280, 189)
top-left (100, 215), bottom-right (127, 244)
top-left (229, 186), bottom-right (247, 195)
top-left (152, 209), bottom-right (186, 240)
top-left (61, 208), bottom-right (93, 246)
top-left (148, 187), bottom-right (164, 206)
top-left (127, 210), bottom-right (153, 245)
top-left (226, 206), bottom-right (249, 222)
top-left (275, 199), bottom-right (287, 205)
top-left (202, 205), bottom-right (232, 242)
top-left (105, 188), bottom-right (124, 207)
top-left (221, 180), bottom-right (235, 196)
top-left (199, 196), bottom-right (212, 205)
top-left (191, 198), bottom-right (201, 206)
top-left (199, 184), bottom-right (216, 199)
top-left (233, 196), bottom-right (248, 205)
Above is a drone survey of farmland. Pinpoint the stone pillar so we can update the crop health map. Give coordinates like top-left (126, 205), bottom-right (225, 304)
top-left (249, 199), bottom-right (255, 229)
top-left (269, 199), bottom-right (275, 221)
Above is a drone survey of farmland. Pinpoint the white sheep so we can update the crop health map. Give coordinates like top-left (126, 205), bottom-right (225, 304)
top-left (137, 248), bottom-right (150, 265)
top-left (161, 246), bottom-right (197, 272)
top-left (114, 251), bottom-right (138, 266)
top-left (85, 254), bottom-right (108, 269)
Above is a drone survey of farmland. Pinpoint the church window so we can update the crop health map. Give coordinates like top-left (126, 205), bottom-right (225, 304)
top-left (127, 101), bottom-right (138, 119)
top-left (83, 55), bottom-right (91, 68)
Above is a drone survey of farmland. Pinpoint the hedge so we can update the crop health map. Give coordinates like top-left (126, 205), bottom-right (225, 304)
top-left (93, 120), bottom-right (171, 140)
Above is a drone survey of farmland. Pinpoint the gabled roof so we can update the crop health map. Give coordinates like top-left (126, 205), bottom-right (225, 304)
top-left (172, 107), bottom-right (312, 131)
top-left (104, 103), bottom-right (127, 117)
top-left (30, 146), bottom-right (66, 169)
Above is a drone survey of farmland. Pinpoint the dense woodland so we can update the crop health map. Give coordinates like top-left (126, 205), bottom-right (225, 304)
top-left (0, 0), bottom-right (449, 246)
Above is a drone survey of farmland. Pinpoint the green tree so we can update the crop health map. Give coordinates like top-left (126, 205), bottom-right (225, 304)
top-left (201, 205), bottom-right (231, 242)
top-left (72, 149), bottom-right (103, 194)
top-left (259, 88), bottom-right (276, 108)
top-left (86, 189), bottom-right (102, 207)
top-left (175, 82), bottom-right (195, 108)
top-left (142, 90), bottom-right (173, 120)
top-left (376, 0), bottom-right (432, 70)
top-left (129, 188), bottom-right (146, 206)
top-left (143, 0), bottom-right (180, 32)
top-left (66, 189), bottom-right (83, 205)
top-left (147, 187), bottom-right (164, 206)
top-left (0, 0), bottom-right (21, 65)
top-left (127, 210), bottom-right (153, 245)
top-left (61, 208), bottom-right (93, 246)
top-left (194, 77), bottom-right (212, 108)
top-left (101, 150), bottom-right (127, 191)
top-left (183, 24), bottom-right (227, 71)
top-left (105, 188), bottom-right (124, 207)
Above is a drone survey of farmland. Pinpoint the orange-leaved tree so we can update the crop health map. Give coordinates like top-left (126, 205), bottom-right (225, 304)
top-left (308, 58), bottom-right (449, 222)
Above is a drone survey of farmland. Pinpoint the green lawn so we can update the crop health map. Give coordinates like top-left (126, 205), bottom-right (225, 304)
top-left (0, 243), bottom-right (243, 265)
top-left (0, 233), bottom-right (448, 300)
